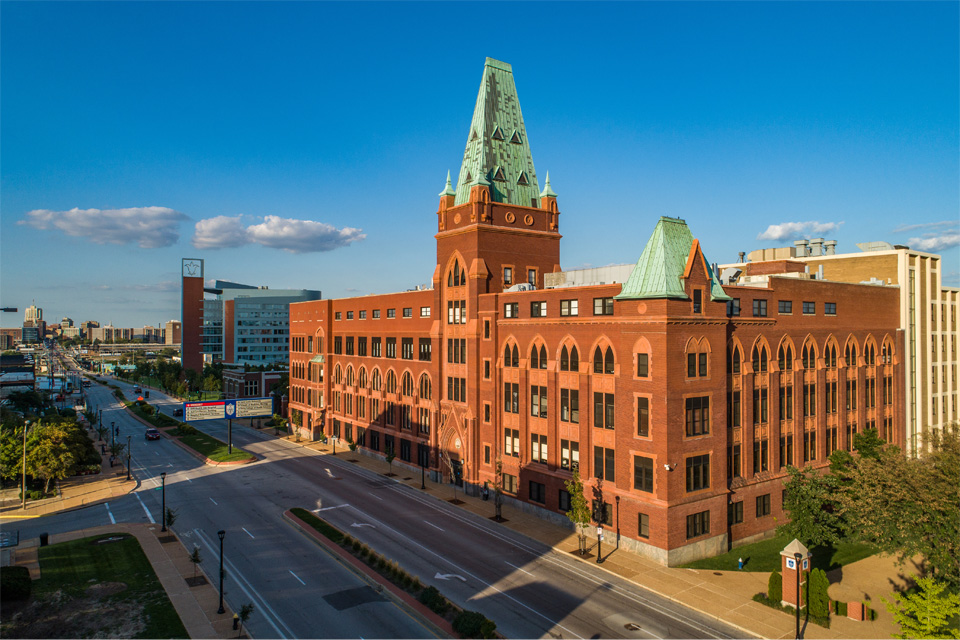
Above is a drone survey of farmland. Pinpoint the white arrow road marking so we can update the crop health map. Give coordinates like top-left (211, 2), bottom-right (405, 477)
top-left (325, 468), bottom-right (336, 478)
top-left (424, 521), bottom-right (444, 531)
top-left (314, 504), bottom-right (349, 512)
top-left (505, 561), bottom-right (534, 576)
top-left (350, 523), bottom-right (375, 528)
top-left (242, 527), bottom-right (255, 539)
top-left (289, 570), bottom-right (306, 586)
top-left (134, 492), bottom-right (155, 524)
top-left (434, 572), bottom-right (466, 582)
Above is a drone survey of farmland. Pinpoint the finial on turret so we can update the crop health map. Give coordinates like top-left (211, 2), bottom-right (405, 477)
top-left (540, 171), bottom-right (557, 198)
top-left (439, 170), bottom-right (456, 197)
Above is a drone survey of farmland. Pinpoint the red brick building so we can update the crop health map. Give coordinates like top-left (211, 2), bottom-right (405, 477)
top-left (289, 58), bottom-right (903, 564)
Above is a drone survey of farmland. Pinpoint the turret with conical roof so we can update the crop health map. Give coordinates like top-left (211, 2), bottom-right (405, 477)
top-left (455, 58), bottom-right (541, 208)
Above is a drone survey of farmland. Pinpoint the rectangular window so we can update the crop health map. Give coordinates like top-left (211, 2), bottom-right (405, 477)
top-left (728, 444), bottom-right (741, 478)
top-left (530, 385), bottom-right (548, 418)
top-left (385, 337), bottom-right (397, 359)
top-left (503, 382), bottom-right (519, 413)
top-left (686, 454), bottom-right (710, 492)
top-left (824, 302), bottom-right (836, 316)
top-left (753, 299), bottom-right (767, 317)
top-left (502, 473), bottom-right (518, 494)
top-left (728, 391), bottom-right (741, 428)
top-left (401, 338), bottom-right (414, 360)
top-left (484, 320), bottom-right (490, 339)
top-left (752, 388), bottom-right (768, 424)
top-left (418, 338), bottom-right (432, 361)
top-left (560, 299), bottom-right (579, 317)
top-left (593, 392), bottom-right (615, 429)
top-left (373, 309), bottom-right (381, 319)
top-left (529, 481), bottom-right (546, 503)
top-left (802, 301), bottom-right (816, 315)
top-left (530, 433), bottom-right (547, 464)
top-left (358, 337), bottom-right (368, 357)
top-left (333, 336), bottom-right (342, 355)
top-left (727, 298), bottom-right (741, 317)
top-left (803, 383), bottom-right (816, 417)
top-left (756, 494), bottom-right (771, 518)
top-left (636, 397), bottom-right (649, 437)
top-left (593, 446), bottom-right (615, 482)
top-left (779, 386), bottom-right (793, 420)
top-left (633, 456), bottom-right (653, 492)
top-left (402, 307), bottom-right (412, 318)
top-left (593, 297), bottom-right (614, 316)
top-left (779, 434), bottom-right (793, 468)
top-left (387, 308), bottom-right (396, 319)
top-left (728, 501), bottom-right (744, 525)
top-left (346, 311), bottom-right (354, 320)
top-left (699, 352), bottom-right (707, 377)
top-left (335, 312), bottom-right (342, 321)
top-left (484, 445), bottom-right (491, 465)
top-left (561, 439), bottom-right (580, 471)
top-left (504, 303), bottom-right (519, 318)
top-left (592, 500), bottom-right (613, 526)
top-left (638, 513), bottom-right (650, 538)
top-left (503, 428), bottom-right (520, 457)
top-left (530, 301), bottom-right (547, 317)
top-left (803, 430), bottom-right (817, 462)
top-left (637, 353), bottom-right (649, 377)
top-left (686, 511), bottom-right (710, 539)
top-left (420, 306), bottom-right (431, 318)
top-left (685, 397), bottom-right (710, 436)
top-left (559, 490), bottom-right (571, 513)
top-left (778, 300), bottom-right (792, 314)
top-left (753, 438), bottom-right (769, 473)
top-left (372, 337), bottom-right (382, 358)
top-left (484, 360), bottom-right (490, 379)
top-left (527, 269), bottom-right (537, 286)
top-left (483, 403), bottom-right (490, 423)
top-left (688, 353), bottom-right (697, 377)
top-left (345, 336), bottom-right (354, 355)
top-left (359, 310), bottom-right (367, 320)
top-left (503, 267), bottom-right (513, 286)
top-left (693, 289), bottom-right (702, 313)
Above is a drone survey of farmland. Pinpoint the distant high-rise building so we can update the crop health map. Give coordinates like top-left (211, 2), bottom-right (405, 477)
top-left (61, 317), bottom-right (74, 327)
top-left (165, 320), bottom-right (182, 346)
top-left (24, 304), bottom-right (42, 325)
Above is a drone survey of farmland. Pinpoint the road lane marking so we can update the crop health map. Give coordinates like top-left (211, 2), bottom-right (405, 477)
top-left (242, 527), bottom-right (255, 539)
top-left (505, 561), bottom-right (534, 576)
top-left (134, 492), bottom-right (155, 523)
top-left (210, 497), bottom-right (218, 506)
top-left (105, 503), bottom-right (116, 524)
top-left (314, 504), bottom-right (349, 512)
top-left (368, 493), bottom-right (383, 500)
top-left (289, 570), bottom-right (305, 585)
top-left (424, 521), bottom-right (444, 531)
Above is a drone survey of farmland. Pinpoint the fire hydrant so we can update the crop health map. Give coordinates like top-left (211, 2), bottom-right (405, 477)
top-left (233, 613), bottom-right (239, 630)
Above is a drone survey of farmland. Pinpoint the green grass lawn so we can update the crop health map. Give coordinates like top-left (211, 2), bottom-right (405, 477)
top-left (35, 533), bottom-right (187, 638)
top-left (681, 533), bottom-right (877, 573)
top-left (177, 431), bottom-right (254, 462)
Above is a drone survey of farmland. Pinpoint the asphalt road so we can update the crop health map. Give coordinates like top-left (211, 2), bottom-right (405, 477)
top-left (14, 369), bottom-right (750, 639)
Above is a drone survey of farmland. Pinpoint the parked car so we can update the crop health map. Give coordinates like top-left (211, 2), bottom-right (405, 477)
top-left (134, 386), bottom-right (142, 393)
top-left (145, 428), bottom-right (161, 441)
top-left (173, 408), bottom-right (183, 417)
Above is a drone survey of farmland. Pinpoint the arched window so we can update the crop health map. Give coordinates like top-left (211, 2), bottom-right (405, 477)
top-left (866, 342), bottom-right (876, 365)
top-left (386, 370), bottom-right (397, 394)
top-left (753, 345), bottom-right (768, 373)
top-left (825, 344), bottom-right (837, 369)
top-left (358, 367), bottom-right (367, 389)
top-left (570, 346), bottom-right (579, 371)
top-left (447, 260), bottom-right (465, 287)
top-left (419, 374), bottom-right (431, 400)
top-left (778, 345), bottom-right (793, 372)
top-left (594, 346), bottom-right (614, 374)
top-left (845, 343), bottom-right (858, 367)
top-left (560, 345), bottom-right (569, 371)
top-left (334, 365), bottom-right (342, 385)
top-left (346, 366), bottom-right (355, 386)
top-left (530, 344), bottom-right (547, 370)
top-left (401, 372), bottom-right (414, 397)
top-left (881, 342), bottom-right (893, 364)
top-left (371, 368), bottom-right (382, 392)
top-left (511, 344), bottom-right (519, 367)
top-left (729, 347), bottom-right (741, 374)
top-left (802, 344), bottom-right (816, 370)
top-left (594, 347), bottom-right (603, 373)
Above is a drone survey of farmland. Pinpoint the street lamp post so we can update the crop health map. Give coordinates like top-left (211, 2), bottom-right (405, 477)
top-left (126, 435), bottom-right (131, 481)
top-left (21, 421), bottom-right (30, 509)
top-left (794, 552), bottom-right (802, 639)
top-left (596, 525), bottom-right (603, 564)
top-left (616, 496), bottom-right (621, 548)
top-left (160, 472), bottom-right (167, 532)
top-left (111, 421), bottom-right (115, 448)
top-left (217, 530), bottom-right (226, 614)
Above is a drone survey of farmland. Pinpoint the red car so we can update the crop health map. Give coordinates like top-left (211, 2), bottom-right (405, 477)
top-left (145, 429), bottom-right (161, 441)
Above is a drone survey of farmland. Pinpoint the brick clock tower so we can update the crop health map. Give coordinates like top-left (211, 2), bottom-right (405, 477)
top-left (180, 258), bottom-right (205, 375)
top-left (432, 58), bottom-right (562, 485)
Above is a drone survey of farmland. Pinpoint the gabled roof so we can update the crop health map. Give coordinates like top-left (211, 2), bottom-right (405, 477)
top-left (454, 58), bottom-right (541, 207)
top-left (616, 216), bottom-right (731, 301)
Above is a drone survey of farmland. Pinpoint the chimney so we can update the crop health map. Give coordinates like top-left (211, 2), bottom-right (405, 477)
top-left (809, 238), bottom-right (824, 257)
top-left (738, 252), bottom-right (746, 263)
top-left (794, 239), bottom-right (809, 256)
top-left (824, 240), bottom-right (837, 255)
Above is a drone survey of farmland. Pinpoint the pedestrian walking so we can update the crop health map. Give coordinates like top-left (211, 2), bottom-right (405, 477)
top-left (738, 557), bottom-right (744, 570)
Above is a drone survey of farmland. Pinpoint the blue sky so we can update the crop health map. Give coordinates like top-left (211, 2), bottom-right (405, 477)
top-left (2, 1), bottom-right (957, 328)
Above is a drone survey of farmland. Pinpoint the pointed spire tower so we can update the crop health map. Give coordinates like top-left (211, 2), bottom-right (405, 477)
top-left (455, 58), bottom-right (541, 207)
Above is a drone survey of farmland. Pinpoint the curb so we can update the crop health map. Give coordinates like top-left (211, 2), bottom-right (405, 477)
top-left (282, 510), bottom-right (454, 639)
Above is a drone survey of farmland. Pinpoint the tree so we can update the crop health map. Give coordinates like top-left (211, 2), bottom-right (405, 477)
top-left (852, 427), bottom-right (885, 460)
top-left (777, 465), bottom-right (845, 547)
top-left (768, 570), bottom-right (782, 602)
top-left (189, 545), bottom-right (203, 579)
top-left (237, 603), bottom-right (255, 638)
top-left (807, 568), bottom-right (830, 619)
top-left (564, 469), bottom-right (591, 555)
top-left (884, 576), bottom-right (960, 639)
top-left (28, 424), bottom-right (77, 494)
top-left (493, 458), bottom-right (504, 521)
top-left (385, 446), bottom-right (395, 475)
top-left (839, 429), bottom-right (960, 587)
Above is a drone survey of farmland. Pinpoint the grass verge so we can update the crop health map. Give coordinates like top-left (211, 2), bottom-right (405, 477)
top-left (681, 533), bottom-right (877, 573)
top-left (177, 430), bottom-right (253, 463)
top-left (0, 533), bottom-right (187, 639)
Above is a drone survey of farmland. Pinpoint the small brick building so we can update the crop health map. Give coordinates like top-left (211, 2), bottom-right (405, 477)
top-left (288, 58), bottom-right (903, 564)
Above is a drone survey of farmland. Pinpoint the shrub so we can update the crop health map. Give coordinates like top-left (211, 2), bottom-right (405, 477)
top-left (140, 404), bottom-right (155, 416)
top-left (377, 557), bottom-right (387, 570)
top-left (175, 424), bottom-right (198, 436)
top-left (768, 570), bottom-right (782, 602)
top-left (0, 566), bottom-right (32, 601)
top-left (808, 568), bottom-right (830, 619)
top-left (834, 600), bottom-right (847, 616)
top-left (352, 539), bottom-right (361, 552)
top-left (453, 610), bottom-right (497, 639)
top-left (412, 577), bottom-right (423, 591)
top-left (418, 586), bottom-right (449, 615)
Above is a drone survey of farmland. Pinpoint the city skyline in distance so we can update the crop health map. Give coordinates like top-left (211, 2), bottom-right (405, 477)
top-left (1, 2), bottom-right (957, 327)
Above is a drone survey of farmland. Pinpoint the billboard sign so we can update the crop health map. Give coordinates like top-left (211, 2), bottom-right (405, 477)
top-left (184, 398), bottom-right (274, 421)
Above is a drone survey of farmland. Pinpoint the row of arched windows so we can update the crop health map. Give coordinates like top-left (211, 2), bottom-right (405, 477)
top-left (331, 364), bottom-right (432, 400)
top-left (730, 335), bottom-right (895, 374)
top-left (503, 342), bottom-right (614, 374)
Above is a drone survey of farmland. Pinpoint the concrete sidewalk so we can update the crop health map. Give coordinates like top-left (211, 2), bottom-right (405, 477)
top-left (281, 433), bottom-right (912, 640)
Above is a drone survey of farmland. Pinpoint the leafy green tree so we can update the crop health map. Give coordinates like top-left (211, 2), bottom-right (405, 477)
top-left (884, 576), bottom-right (960, 639)
top-left (28, 424), bottom-right (77, 494)
top-left (777, 465), bottom-right (845, 546)
top-left (840, 429), bottom-right (960, 587)
top-left (189, 545), bottom-right (203, 578)
top-left (385, 446), bottom-right (395, 474)
top-left (237, 603), bottom-right (255, 638)
top-left (807, 568), bottom-right (830, 619)
top-left (564, 469), bottom-right (591, 555)
top-left (493, 458), bottom-right (504, 521)
top-left (768, 570), bottom-right (783, 602)
top-left (852, 427), bottom-right (885, 460)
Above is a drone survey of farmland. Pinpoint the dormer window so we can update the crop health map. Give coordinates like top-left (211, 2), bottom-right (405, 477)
top-left (491, 125), bottom-right (505, 141)
top-left (491, 166), bottom-right (506, 181)
top-left (517, 171), bottom-right (529, 186)
top-left (510, 130), bottom-right (522, 144)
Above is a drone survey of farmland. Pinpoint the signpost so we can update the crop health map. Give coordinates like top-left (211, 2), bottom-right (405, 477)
top-left (183, 398), bottom-right (273, 453)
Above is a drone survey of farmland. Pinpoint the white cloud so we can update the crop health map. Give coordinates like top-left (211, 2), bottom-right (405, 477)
top-left (191, 214), bottom-right (365, 253)
top-left (892, 220), bottom-right (956, 234)
top-left (756, 220), bottom-right (844, 242)
top-left (907, 232), bottom-right (960, 253)
top-left (19, 206), bottom-right (186, 248)
top-left (192, 215), bottom-right (249, 249)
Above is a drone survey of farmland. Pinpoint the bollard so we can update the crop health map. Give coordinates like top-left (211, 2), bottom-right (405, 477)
top-left (233, 614), bottom-right (239, 630)
top-left (39, 532), bottom-right (49, 547)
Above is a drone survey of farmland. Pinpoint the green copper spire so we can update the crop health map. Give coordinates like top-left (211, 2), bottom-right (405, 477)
top-left (455, 58), bottom-right (541, 207)
top-left (539, 171), bottom-right (557, 198)
top-left (439, 170), bottom-right (456, 197)
top-left (616, 217), bottom-right (730, 301)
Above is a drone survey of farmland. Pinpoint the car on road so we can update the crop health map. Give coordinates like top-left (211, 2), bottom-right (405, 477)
top-left (173, 408), bottom-right (183, 417)
top-left (145, 428), bottom-right (161, 441)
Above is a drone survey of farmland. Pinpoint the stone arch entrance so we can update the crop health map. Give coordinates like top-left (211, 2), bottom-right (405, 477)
top-left (438, 408), bottom-right (466, 487)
